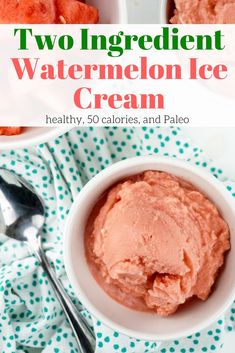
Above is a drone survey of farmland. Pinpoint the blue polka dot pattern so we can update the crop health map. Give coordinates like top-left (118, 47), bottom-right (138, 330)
top-left (0, 127), bottom-right (234, 353)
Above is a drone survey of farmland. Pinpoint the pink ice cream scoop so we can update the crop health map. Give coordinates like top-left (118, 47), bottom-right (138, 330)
top-left (171, 0), bottom-right (235, 24)
top-left (85, 171), bottom-right (230, 316)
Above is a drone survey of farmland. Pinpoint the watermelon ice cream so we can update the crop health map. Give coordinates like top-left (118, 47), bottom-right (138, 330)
top-left (171, 0), bottom-right (235, 24)
top-left (85, 171), bottom-right (230, 316)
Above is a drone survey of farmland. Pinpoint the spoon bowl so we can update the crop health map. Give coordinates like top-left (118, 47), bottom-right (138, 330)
top-left (0, 169), bottom-right (44, 241)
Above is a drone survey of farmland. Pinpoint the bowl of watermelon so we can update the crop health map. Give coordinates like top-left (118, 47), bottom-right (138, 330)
top-left (0, 0), bottom-right (127, 149)
top-left (0, 0), bottom-right (127, 24)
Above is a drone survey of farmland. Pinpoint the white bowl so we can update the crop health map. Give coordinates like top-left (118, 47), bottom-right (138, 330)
top-left (160, 0), bottom-right (173, 24)
top-left (0, 127), bottom-right (71, 150)
top-left (64, 156), bottom-right (235, 341)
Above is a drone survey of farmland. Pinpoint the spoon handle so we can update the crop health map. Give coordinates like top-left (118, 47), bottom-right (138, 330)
top-left (30, 237), bottom-right (96, 353)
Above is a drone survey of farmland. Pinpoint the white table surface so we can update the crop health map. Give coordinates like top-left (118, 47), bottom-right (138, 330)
top-left (126, 1), bottom-right (235, 351)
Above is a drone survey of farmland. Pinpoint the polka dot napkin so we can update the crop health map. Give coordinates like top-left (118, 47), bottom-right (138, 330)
top-left (0, 127), bottom-right (234, 353)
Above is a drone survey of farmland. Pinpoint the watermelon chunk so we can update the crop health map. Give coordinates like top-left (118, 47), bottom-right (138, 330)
top-left (0, 0), bottom-right (56, 24)
top-left (56, 0), bottom-right (99, 24)
top-left (0, 0), bottom-right (98, 24)
top-left (0, 127), bottom-right (23, 135)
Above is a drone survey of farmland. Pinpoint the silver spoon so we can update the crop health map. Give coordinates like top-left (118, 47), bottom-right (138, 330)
top-left (0, 168), bottom-right (96, 353)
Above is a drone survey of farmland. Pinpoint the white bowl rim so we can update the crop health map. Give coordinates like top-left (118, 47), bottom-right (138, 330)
top-left (160, 0), bottom-right (169, 24)
top-left (116, 0), bottom-right (128, 24)
top-left (0, 127), bottom-right (71, 150)
top-left (64, 156), bottom-right (235, 341)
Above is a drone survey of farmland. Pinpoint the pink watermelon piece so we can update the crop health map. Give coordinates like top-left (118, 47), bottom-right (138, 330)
top-left (0, 0), bottom-right (98, 24)
top-left (0, 127), bottom-right (23, 135)
top-left (0, 0), bottom-right (56, 24)
top-left (56, 0), bottom-right (99, 24)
